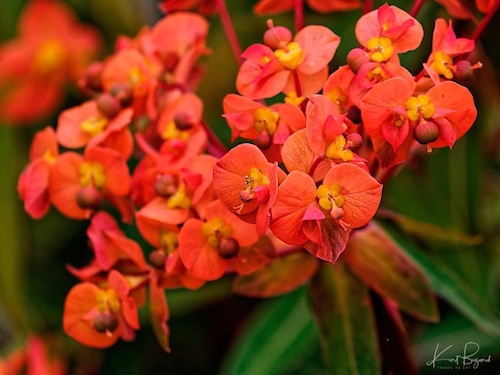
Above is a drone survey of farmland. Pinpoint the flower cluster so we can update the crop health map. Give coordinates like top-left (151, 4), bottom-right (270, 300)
top-left (17, 1), bottom-right (482, 352)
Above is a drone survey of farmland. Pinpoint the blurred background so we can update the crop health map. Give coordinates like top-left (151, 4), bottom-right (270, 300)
top-left (0, 0), bottom-right (499, 373)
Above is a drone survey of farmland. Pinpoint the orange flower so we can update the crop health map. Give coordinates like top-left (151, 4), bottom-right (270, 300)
top-left (63, 270), bottom-right (140, 348)
top-left (0, 0), bottom-right (101, 124)
top-left (213, 143), bottom-right (285, 235)
top-left (18, 126), bottom-right (59, 219)
top-left (236, 22), bottom-right (340, 99)
top-left (49, 146), bottom-right (131, 220)
top-left (270, 164), bottom-right (382, 262)
top-left (178, 200), bottom-right (275, 281)
top-left (253, 0), bottom-right (361, 15)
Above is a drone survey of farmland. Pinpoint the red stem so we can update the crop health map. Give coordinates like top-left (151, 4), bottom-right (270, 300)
top-left (363, 0), bottom-right (373, 15)
top-left (470, 2), bottom-right (500, 42)
top-left (200, 120), bottom-right (227, 158)
top-left (215, 0), bottom-right (243, 66)
top-left (294, 0), bottom-right (304, 32)
top-left (409, 0), bottom-right (425, 18)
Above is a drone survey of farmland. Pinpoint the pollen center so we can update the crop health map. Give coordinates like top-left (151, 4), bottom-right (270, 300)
top-left (161, 121), bottom-right (190, 141)
top-left (166, 183), bottom-right (191, 209)
top-left (406, 94), bottom-right (435, 122)
top-left (317, 184), bottom-right (345, 211)
top-left (79, 162), bottom-right (106, 188)
top-left (159, 230), bottom-right (179, 254)
top-left (34, 39), bottom-right (66, 74)
top-left (202, 217), bottom-right (232, 248)
top-left (325, 86), bottom-right (348, 112)
top-left (325, 135), bottom-right (353, 161)
top-left (430, 51), bottom-right (454, 79)
top-left (96, 289), bottom-right (121, 314)
top-left (253, 108), bottom-right (278, 135)
top-left (274, 42), bottom-right (304, 70)
top-left (366, 36), bottom-right (394, 62)
top-left (80, 117), bottom-right (108, 137)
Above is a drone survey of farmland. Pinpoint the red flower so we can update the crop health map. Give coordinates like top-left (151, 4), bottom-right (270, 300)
top-left (18, 126), bottom-right (59, 219)
top-left (63, 270), bottom-right (140, 348)
top-left (0, 0), bottom-right (101, 124)
top-left (236, 22), bottom-right (340, 99)
top-left (253, 0), bottom-right (361, 15)
top-left (270, 163), bottom-right (382, 262)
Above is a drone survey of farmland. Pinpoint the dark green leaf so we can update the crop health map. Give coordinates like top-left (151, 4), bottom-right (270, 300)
top-left (310, 262), bottom-right (381, 375)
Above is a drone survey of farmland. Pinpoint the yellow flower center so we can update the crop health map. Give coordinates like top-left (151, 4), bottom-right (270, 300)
top-left (285, 91), bottom-right (305, 106)
top-left (366, 36), bottom-right (394, 62)
top-left (43, 150), bottom-right (57, 164)
top-left (325, 86), bottom-right (348, 112)
top-left (406, 94), bottom-right (435, 122)
top-left (166, 183), bottom-right (191, 209)
top-left (96, 289), bottom-right (121, 314)
top-left (430, 51), bottom-right (454, 79)
top-left (367, 65), bottom-right (388, 82)
top-left (254, 108), bottom-right (278, 135)
top-left (274, 42), bottom-right (305, 70)
top-left (325, 135), bottom-right (353, 161)
top-left (161, 121), bottom-right (190, 141)
top-left (317, 184), bottom-right (345, 211)
top-left (392, 113), bottom-right (405, 127)
top-left (79, 162), bottom-right (106, 188)
top-left (246, 167), bottom-right (270, 190)
top-left (202, 217), bottom-right (232, 248)
top-left (34, 39), bottom-right (66, 74)
top-left (159, 230), bottom-right (179, 254)
top-left (80, 117), bottom-right (108, 137)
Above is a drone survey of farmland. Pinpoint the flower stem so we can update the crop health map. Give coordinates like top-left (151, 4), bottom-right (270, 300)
top-left (294, 0), bottom-right (304, 32)
top-left (470, 2), bottom-right (500, 41)
top-left (201, 121), bottom-right (228, 158)
top-left (215, 0), bottom-right (243, 65)
top-left (363, 0), bottom-right (373, 15)
top-left (409, 0), bottom-right (425, 18)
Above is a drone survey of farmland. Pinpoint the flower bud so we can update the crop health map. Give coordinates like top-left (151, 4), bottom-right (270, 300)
top-left (84, 62), bottom-right (103, 91)
top-left (454, 60), bottom-right (474, 81)
top-left (256, 132), bottom-right (272, 150)
top-left (330, 207), bottom-right (345, 220)
top-left (148, 250), bottom-right (167, 269)
top-left (414, 121), bottom-right (440, 144)
top-left (76, 186), bottom-right (102, 210)
top-left (96, 93), bottom-right (121, 118)
top-left (239, 190), bottom-right (252, 202)
top-left (346, 133), bottom-right (363, 148)
top-left (110, 82), bottom-right (133, 105)
top-left (93, 313), bottom-right (118, 334)
top-left (263, 26), bottom-right (292, 49)
top-left (174, 112), bottom-right (194, 130)
top-left (218, 238), bottom-right (239, 259)
top-left (347, 48), bottom-right (369, 74)
top-left (154, 174), bottom-right (177, 197)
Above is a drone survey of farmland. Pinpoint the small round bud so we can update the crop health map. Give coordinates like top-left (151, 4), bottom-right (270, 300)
top-left (414, 121), bottom-right (440, 144)
top-left (149, 250), bottom-right (167, 269)
top-left (93, 313), bottom-right (118, 333)
top-left (263, 26), bottom-right (292, 49)
top-left (346, 133), bottom-right (363, 148)
top-left (85, 62), bottom-right (103, 91)
top-left (347, 48), bottom-right (369, 74)
top-left (346, 105), bottom-right (362, 124)
top-left (330, 207), bottom-right (345, 220)
top-left (454, 60), bottom-right (474, 81)
top-left (76, 186), bottom-right (102, 210)
top-left (174, 112), bottom-right (194, 130)
top-left (218, 238), bottom-right (240, 259)
top-left (155, 174), bottom-right (176, 197)
top-left (239, 190), bottom-right (252, 203)
top-left (256, 132), bottom-right (272, 150)
top-left (96, 93), bottom-right (121, 118)
top-left (110, 82), bottom-right (133, 105)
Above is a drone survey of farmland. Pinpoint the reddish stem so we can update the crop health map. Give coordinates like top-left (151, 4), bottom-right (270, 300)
top-left (409, 0), bottom-right (425, 18)
top-left (470, 2), bottom-right (500, 42)
top-left (363, 0), bottom-right (373, 15)
top-left (200, 120), bottom-right (228, 158)
top-left (294, 0), bottom-right (304, 32)
top-left (215, 0), bottom-right (243, 66)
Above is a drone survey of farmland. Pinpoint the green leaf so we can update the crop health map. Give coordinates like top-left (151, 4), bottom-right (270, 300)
top-left (381, 222), bottom-right (500, 337)
top-left (309, 262), bottom-right (381, 375)
top-left (219, 287), bottom-right (323, 375)
top-left (377, 209), bottom-right (483, 248)
top-left (344, 223), bottom-right (439, 322)
top-left (232, 250), bottom-right (319, 298)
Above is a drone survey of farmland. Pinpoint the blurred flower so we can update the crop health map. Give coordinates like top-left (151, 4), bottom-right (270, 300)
top-left (0, 0), bottom-right (101, 125)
